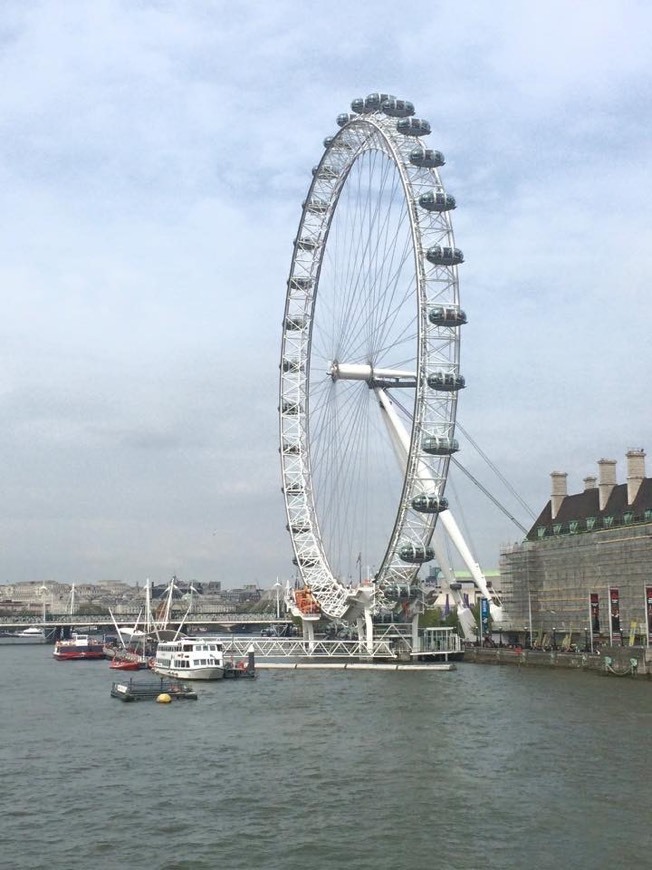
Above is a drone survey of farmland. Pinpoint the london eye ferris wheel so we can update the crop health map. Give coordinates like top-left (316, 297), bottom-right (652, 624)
top-left (279, 93), bottom-right (467, 624)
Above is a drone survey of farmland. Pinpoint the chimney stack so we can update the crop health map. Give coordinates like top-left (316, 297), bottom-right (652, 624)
top-left (550, 471), bottom-right (567, 519)
top-left (626, 448), bottom-right (646, 505)
top-left (598, 459), bottom-right (617, 511)
top-left (583, 475), bottom-right (597, 492)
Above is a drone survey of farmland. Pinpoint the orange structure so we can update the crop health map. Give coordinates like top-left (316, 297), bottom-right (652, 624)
top-left (294, 588), bottom-right (321, 615)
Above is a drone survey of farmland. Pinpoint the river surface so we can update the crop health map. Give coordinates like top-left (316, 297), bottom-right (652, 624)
top-left (0, 643), bottom-right (649, 870)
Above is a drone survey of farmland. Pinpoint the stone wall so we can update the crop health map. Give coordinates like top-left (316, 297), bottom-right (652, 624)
top-left (463, 645), bottom-right (650, 677)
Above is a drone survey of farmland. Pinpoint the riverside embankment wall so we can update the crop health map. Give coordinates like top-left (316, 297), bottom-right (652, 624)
top-left (463, 646), bottom-right (651, 678)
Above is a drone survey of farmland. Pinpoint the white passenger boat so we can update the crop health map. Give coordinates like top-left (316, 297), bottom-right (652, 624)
top-left (8, 626), bottom-right (47, 643)
top-left (152, 636), bottom-right (225, 680)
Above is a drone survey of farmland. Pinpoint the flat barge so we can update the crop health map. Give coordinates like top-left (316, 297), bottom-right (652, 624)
top-left (111, 677), bottom-right (198, 701)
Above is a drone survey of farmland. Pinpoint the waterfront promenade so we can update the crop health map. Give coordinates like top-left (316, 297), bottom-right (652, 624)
top-left (464, 644), bottom-right (652, 676)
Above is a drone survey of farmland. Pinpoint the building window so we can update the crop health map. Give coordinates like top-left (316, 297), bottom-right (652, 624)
top-left (569, 520), bottom-right (578, 534)
top-left (603, 515), bottom-right (614, 528)
top-left (623, 511), bottom-right (634, 524)
top-left (586, 517), bottom-right (596, 530)
top-left (553, 523), bottom-right (562, 535)
top-left (537, 527), bottom-right (546, 539)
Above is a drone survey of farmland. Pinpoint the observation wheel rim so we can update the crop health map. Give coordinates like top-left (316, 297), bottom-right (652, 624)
top-left (280, 103), bottom-right (463, 619)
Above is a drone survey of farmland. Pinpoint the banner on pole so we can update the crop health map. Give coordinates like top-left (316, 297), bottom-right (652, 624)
top-left (590, 592), bottom-right (600, 633)
top-left (480, 597), bottom-right (490, 636)
top-left (609, 587), bottom-right (621, 641)
top-left (646, 586), bottom-right (652, 644)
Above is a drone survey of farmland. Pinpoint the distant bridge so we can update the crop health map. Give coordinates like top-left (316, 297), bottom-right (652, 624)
top-left (0, 612), bottom-right (292, 632)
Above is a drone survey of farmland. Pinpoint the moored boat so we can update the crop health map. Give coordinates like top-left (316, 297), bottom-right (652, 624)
top-left (53, 633), bottom-right (105, 661)
top-left (109, 656), bottom-right (144, 671)
top-left (9, 626), bottom-right (47, 643)
top-left (152, 636), bottom-right (225, 680)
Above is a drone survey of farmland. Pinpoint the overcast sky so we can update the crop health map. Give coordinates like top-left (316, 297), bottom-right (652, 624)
top-left (1, 0), bottom-right (650, 588)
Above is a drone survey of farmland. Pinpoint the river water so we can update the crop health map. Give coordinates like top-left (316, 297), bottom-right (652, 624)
top-left (0, 643), bottom-right (649, 870)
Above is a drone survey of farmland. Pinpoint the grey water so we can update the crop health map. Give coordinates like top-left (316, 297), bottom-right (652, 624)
top-left (0, 644), bottom-right (650, 870)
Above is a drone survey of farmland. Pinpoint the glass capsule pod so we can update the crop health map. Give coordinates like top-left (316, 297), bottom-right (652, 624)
top-left (410, 148), bottom-right (445, 168)
top-left (285, 484), bottom-right (303, 496)
top-left (295, 237), bottom-right (318, 251)
top-left (323, 136), bottom-right (352, 150)
top-left (281, 401), bottom-right (302, 415)
top-left (336, 113), bottom-right (357, 127)
top-left (284, 316), bottom-right (306, 331)
top-left (289, 277), bottom-right (313, 291)
top-left (396, 117), bottom-right (431, 137)
top-left (411, 494), bottom-right (449, 514)
top-left (293, 556), bottom-right (317, 568)
top-left (287, 523), bottom-right (311, 535)
top-left (428, 307), bottom-right (467, 327)
top-left (351, 97), bottom-right (373, 114)
top-left (422, 436), bottom-right (460, 455)
top-left (419, 191), bottom-right (456, 212)
top-left (281, 358), bottom-right (303, 373)
top-left (426, 245), bottom-right (464, 266)
top-left (381, 98), bottom-right (415, 118)
top-left (363, 92), bottom-right (396, 111)
top-left (398, 544), bottom-right (435, 564)
top-left (385, 583), bottom-right (418, 601)
top-left (281, 441), bottom-right (301, 454)
top-left (427, 372), bottom-right (466, 392)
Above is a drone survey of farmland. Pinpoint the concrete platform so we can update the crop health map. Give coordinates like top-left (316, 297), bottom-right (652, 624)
top-left (255, 661), bottom-right (455, 671)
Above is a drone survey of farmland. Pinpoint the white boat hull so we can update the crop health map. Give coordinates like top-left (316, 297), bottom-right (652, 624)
top-left (152, 664), bottom-right (224, 681)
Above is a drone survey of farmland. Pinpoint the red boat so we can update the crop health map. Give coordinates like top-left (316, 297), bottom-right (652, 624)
top-left (53, 634), bottom-right (105, 661)
top-left (109, 650), bottom-right (149, 671)
top-left (109, 657), bottom-right (142, 671)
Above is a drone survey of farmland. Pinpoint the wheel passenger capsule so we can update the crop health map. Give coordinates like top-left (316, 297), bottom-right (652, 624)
top-left (411, 494), bottom-right (449, 514)
top-left (419, 192), bottom-right (456, 212)
top-left (398, 544), bottom-right (435, 564)
top-left (427, 371), bottom-right (466, 391)
top-left (396, 118), bottom-right (431, 136)
top-left (428, 307), bottom-right (467, 327)
top-left (426, 245), bottom-right (464, 266)
top-left (422, 436), bottom-right (460, 455)
top-left (289, 277), bottom-right (313, 290)
top-left (336, 113), bottom-right (357, 127)
top-left (284, 316), bottom-right (306, 331)
top-left (363, 92), bottom-right (396, 112)
top-left (410, 148), bottom-right (445, 168)
top-left (381, 98), bottom-right (415, 118)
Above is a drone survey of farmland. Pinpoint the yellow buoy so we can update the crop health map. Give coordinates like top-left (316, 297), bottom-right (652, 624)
top-left (156, 693), bottom-right (172, 703)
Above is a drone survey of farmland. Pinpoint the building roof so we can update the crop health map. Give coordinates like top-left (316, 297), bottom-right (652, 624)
top-left (527, 478), bottom-right (652, 540)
